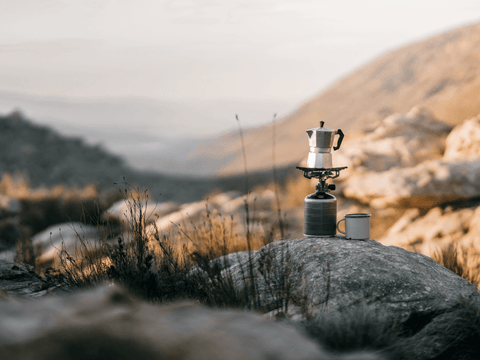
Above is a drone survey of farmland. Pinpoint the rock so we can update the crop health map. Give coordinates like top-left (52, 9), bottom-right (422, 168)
top-left (333, 107), bottom-right (452, 177)
top-left (0, 283), bottom-right (383, 360)
top-left (209, 250), bottom-right (253, 271)
top-left (343, 157), bottom-right (480, 208)
top-left (0, 194), bottom-right (21, 215)
top-left (149, 190), bottom-right (273, 234)
top-left (188, 251), bottom-right (255, 280)
top-left (0, 259), bottom-right (70, 299)
top-left (444, 114), bottom-right (480, 160)
top-left (222, 236), bottom-right (479, 323)
top-left (31, 222), bottom-right (104, 267)
top-left (103, 199), bottom-right (179, 224)
top-left (340, 112), bottom-right (480, 208)
top-left (379, 204), bottom-right (480, 258)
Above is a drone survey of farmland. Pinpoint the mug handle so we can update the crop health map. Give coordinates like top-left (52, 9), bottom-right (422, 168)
top-left (336, 218), bottom-right (346, 235)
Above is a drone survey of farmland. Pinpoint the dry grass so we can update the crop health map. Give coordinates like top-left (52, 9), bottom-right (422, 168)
top-left (49, 181), bottom-right (310, 314)
top-left (432, 243), bottom-right (480, 288)
top-left (0, 171), bottom-right (122, 270)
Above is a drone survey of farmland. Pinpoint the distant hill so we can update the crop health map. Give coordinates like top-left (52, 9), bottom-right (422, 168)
top-left (0, 112), bottom-right (288, 203)
top-left (0, 93), bottom-right (296, 176)
top-left (191, 21), bottom-right (480, 175)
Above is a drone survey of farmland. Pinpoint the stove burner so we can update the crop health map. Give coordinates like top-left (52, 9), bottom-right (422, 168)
top-left (296, 166), bottom-right (347, 180)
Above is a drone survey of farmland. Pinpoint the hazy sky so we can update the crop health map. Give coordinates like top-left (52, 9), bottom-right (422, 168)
top-left (1, 0), bottom-right (479, 103)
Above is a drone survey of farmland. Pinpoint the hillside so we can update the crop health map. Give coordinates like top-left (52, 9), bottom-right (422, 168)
top-left (191, 21), bottom-right (480, 175)
top-left (0, 93), bottom-right (296, 176)
top-left (0, 112), bottom-right (289, 203)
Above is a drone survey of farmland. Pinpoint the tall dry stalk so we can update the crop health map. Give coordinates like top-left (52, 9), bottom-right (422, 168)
top-left (271, 113), bottom-right (285, 239)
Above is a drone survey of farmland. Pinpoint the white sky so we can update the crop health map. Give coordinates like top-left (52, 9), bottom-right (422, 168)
top-left (0, 0), bottom-right (479, 102)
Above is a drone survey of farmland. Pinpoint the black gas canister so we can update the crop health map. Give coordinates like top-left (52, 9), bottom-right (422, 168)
top-left (304, 191), bottom-right (337, 237)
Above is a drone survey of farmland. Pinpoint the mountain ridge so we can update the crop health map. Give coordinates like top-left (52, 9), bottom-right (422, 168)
top-left (191, 21), bottom-right (480, 175)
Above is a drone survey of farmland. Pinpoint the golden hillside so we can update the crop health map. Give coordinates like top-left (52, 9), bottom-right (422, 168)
top-left (192, 21), bottom-right (480, 175)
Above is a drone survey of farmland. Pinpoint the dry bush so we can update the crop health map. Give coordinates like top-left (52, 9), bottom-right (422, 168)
top-left (0, 171), bottom-right (123, 240)
top-left (0, 171), bottom-right (31, 199)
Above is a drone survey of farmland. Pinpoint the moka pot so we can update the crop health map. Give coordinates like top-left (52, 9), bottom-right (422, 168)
top-left (306, 121), bottom-right (344, 169)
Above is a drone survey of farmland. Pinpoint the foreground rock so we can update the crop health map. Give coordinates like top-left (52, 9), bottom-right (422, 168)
top-left (0, 259), bottom-right (70, 299)
top-left (0, 283), bottom-right (383, 360)
top-left (221, 236), bottom-right (479, 322)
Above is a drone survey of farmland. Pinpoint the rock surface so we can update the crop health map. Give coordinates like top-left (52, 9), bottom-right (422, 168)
top-left (0, 259), bottom-right (70, 299)
top-left (334, 107), bottom-right (452, 177)
top-left (444, 114), bottom-right (480, 160)
top-left (343, 157), bottom-right (480, 208)
top-left (341, 111), bottom-right (480, 208)
top-left (148, 189), bottom-right (275, 234)
top-left (380, 204), bottom-right (480, 257)
top-left (221, 236), bottom-right (479, 322)
top-left (30, 222), bottom-right (104, 267)
top-left (103, 199), bottom-right (179, 224)
top-left (0, 283), bottom-right (383, 360)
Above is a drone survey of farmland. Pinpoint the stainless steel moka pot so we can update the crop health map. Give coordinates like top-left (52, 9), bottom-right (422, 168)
top-left (306, 121), bottom-right (344, 169)
top-left (297, 121), bottom-right (347, 237)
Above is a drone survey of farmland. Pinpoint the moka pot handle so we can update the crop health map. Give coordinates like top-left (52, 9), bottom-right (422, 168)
top-left (333, 129), bottom-right (344, 151)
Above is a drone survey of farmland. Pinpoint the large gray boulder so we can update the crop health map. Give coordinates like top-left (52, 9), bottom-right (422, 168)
top-left (221, 236), bottom-right (479, 322)
top-left (0, 283), bottom-right (383, 360)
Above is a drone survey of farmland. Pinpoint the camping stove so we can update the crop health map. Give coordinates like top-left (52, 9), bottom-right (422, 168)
top-left (297, 122), bottom-right (347, 237)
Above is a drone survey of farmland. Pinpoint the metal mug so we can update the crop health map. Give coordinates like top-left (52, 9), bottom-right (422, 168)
top-left (336, 213), bottom-right (371, 239)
